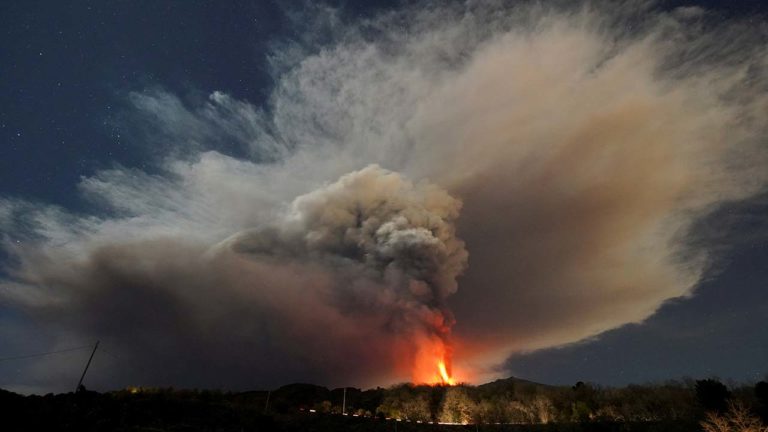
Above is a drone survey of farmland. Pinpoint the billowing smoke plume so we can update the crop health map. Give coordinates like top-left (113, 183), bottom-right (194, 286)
top-left (221, 165), bottom-right (467, 380)
top-left (1, 166), bottom-right (467, 391)
top-left (2, 1), bottom-right (768, 392)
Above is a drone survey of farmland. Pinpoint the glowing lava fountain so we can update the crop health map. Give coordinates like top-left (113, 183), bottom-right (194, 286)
top-left (411, 334), bottom-right (460, 385)
top-left (438, 360), bottom-right (456, 385)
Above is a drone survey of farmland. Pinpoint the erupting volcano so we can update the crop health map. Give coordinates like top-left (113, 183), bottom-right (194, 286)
top-left (410, 333), bottom-right (460, 385)
top-left (6, 0), bottom-right (768, 396)
top-left (222, 165), bottom-right (469, 386)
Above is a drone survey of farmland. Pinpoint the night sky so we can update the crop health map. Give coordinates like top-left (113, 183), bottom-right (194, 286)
top-left (1, 0), bottom-right (767, 394)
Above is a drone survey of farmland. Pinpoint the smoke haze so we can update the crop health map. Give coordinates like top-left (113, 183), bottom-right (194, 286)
top-left (2, 1), bottom-right (767, 391)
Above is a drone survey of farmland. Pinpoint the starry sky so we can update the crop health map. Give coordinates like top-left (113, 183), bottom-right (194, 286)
top-left (1, 0), bottom-right (767, 393)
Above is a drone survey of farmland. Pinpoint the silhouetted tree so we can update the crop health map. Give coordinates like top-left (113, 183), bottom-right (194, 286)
top-left (756, 381), bottom-right (768, 422)
top-left (376, 383), bottom-right (432, 421)
top-left (696, 379), bottom-right (731, 413)
top-left (571, 381), bottom-right (597, 422)
top-left (439, 386), bottom-right (476, 424)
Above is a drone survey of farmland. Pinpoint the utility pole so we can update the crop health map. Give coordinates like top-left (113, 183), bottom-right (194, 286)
top-left (342, 387), bottom-right (347, 415)
top-left (264, 390), bottom-right (271, 414)
top-left (75, 340), bottom-right (99, 393)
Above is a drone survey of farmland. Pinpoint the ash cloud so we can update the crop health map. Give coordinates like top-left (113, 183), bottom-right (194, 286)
top-left (2, 1), bottom-right (768, 391)
top-left (225, 164), bottom-right (466, 308)
top-left (220, 165), bottom-right (468, 374)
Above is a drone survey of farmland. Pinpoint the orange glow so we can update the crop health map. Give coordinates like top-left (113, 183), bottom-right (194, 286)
top-left (438, 360), bottom-right (455, 385)
top-left (409, 332), bottom-right (460, 385)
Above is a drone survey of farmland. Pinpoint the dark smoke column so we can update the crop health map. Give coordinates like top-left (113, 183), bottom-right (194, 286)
top-left (223, 164), bottom-right (468, 383)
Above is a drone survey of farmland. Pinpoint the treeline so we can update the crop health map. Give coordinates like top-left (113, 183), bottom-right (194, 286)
top-left (1, 377), bottom-right (767, 431)
top-left (290, 377), bottom-right (768, 426)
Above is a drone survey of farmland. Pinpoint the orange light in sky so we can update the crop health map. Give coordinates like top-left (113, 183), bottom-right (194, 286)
top-left (438, 360), bottom-right (456, 385)
top-left (409, 333), bottom-right (460, 385)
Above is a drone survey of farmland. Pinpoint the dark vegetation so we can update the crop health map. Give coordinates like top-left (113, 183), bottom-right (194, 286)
top-left (1, 377), bottom-right (767, 431)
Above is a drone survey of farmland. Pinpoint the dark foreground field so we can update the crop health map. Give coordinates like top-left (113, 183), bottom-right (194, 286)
top-left (0, 387), bottom-right (700, 432)
top-left (0, 388), bottom-right (697, 432)
top-left (2, 377), bottom-right (766, 432)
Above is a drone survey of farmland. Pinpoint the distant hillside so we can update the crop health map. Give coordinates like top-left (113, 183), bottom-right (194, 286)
top-left (477, 376), bottom-right (555, 393)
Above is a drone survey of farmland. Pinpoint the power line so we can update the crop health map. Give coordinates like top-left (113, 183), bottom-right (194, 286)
top-left (96, 347), bottom-right (119, 360)
top-left (0, 345), bottom-right (93, 362)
